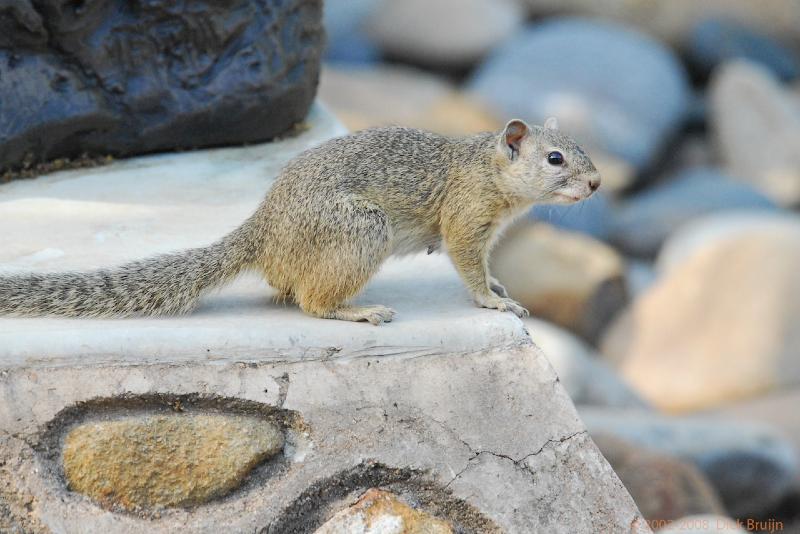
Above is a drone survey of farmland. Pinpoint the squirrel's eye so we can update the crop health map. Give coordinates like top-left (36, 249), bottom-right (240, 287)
top-left (547, 151), bottom-right (564, 165)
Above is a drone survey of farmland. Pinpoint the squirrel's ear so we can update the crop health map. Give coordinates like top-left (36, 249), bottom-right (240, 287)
top-left (502, 119), bottom-right (529, 160)
top-left (544, 116), bottom-right (559, 131)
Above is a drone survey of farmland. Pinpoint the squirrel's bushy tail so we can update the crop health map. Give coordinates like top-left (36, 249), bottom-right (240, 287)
top-left (0, 216), bottom-right (262, 318)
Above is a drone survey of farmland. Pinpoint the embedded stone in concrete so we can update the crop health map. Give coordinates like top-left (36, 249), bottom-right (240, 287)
top-left (62, 414), bottom-right (283, 510)
top-left (0, 104), bottom-right (647, 533)
top-left (315, 489), bottom-right (453, 534)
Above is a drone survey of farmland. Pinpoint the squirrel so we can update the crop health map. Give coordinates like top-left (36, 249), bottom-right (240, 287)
top-left (0, 117), bottom-right (599, 325)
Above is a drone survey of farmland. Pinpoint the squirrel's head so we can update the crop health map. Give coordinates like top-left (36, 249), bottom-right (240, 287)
top-left (495, 117), bottom-right (600, 204)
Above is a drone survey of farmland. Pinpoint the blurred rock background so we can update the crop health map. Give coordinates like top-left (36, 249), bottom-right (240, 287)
top-left (320, 0), bottom-right (800, 530)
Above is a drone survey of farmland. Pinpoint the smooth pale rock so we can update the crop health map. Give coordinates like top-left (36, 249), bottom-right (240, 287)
top-left (517, 0), bottom-right (800, 47)
top-left (364, 0), bottom-right (523, 68)
top-left (625, 260), bottom-right (657, 299)
top-left (63, 414), bottom-right (283, 510)
top-left (610, 167), bottom-right (777, 257)
top-left (0, 104), bottom-right (647, 533)
top-left (656, 515), bottom-right (746, 534)
top-left (710, 61), bottom-right (800, 206)
top-left (492, 222), bottom-right (627, 344)
top-left (701, 388), bottom-right (800, 462)
top-left (468, 18), bottom-right (690, 170)
top-left (688, 19), bottom-right (800, 82)
top-left (315, 489), bottom-right (453, 534)
top-left (318, 64), bottom-right (500, 135)
top-left (580, 408), bottom-right (800, 519)
top-left (592, 434), bottom-right (724, 523)
top-left (656, 211), bottom-right (800, 274)
top-left (524, 318), bottom-right (647, 409)
top-left (603, 220), bottom-right (800, 411)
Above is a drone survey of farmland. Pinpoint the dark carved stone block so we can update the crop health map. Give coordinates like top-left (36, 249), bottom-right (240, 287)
top-left (0, 0), bottom-right (323, 172)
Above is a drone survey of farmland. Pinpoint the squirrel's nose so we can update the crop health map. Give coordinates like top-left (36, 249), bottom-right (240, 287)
top-left (588, 176), bottom-right (600, 192)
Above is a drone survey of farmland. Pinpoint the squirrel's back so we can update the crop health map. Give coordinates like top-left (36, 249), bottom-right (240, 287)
top-left (270, 126), bottom-right (497, 226)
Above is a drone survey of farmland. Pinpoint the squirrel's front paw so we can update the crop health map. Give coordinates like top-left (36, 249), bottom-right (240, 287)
top-left (496, 298), bottom-right (529, 318)
top-left (475, 294), bottom-right (529, 318)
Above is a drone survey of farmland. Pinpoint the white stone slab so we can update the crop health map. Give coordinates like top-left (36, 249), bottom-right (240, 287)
top-left (0, 105), bottom-right (526, 368)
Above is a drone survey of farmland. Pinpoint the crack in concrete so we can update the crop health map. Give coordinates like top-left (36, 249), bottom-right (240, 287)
top-left (520, 429), bottom-right (588, 462)
top-left (444, 429), bottom-right (588, 489)
top-left (443, 461), bottom-right (471, 490)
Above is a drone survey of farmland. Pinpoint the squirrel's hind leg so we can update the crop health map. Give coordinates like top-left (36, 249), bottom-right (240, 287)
top-left (293, 201), bottom-right (395, 325)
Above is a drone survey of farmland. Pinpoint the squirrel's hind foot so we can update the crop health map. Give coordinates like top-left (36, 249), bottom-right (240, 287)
top-left (321, 305), bottom-right (396, 325)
